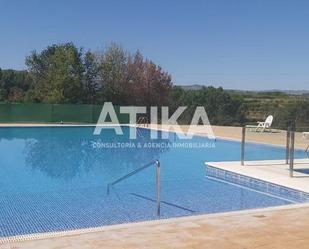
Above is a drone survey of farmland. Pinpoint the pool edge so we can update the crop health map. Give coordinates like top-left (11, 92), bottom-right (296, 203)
top-left (1, 202), bottom-right (309, 245)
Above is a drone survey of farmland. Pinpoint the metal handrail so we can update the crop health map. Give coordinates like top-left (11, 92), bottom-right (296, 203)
top-left (137, 116), bottom-right (149, 127)
top-left (289, 130), bottom-right (295, 177)
top-left (107, 160), bottom-right (161, 216)
top-left (286, 127), bottom-right (291, 164)
top-left (241, 126), bottom-right (246, 166)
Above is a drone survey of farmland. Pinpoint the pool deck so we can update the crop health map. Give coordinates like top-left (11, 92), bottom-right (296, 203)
top-left (1, 124), bottom-right (309, 248)
top-left (146, 124), bottom-right (309, 150)
top-left (2, 204), bottom-right (309, 249)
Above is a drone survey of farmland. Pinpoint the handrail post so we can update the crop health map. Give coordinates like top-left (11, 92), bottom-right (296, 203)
top-left (289, 130), bottom-right (295, 177)
top-left (155, 160), bottom-right (161, 216)
top-left (241, 126), bottom-right (246, 166)
top-left (107, 160), bottom-right (161, 216)
top-left (286, 127), bottom-right (291, 164)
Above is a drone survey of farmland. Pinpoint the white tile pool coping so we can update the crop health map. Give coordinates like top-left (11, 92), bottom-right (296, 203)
top-left (206, 159), bottom-right (309, 193)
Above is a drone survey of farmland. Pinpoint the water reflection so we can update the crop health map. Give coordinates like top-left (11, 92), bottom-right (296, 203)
top-left (20, 127), bottom-right (170, 180)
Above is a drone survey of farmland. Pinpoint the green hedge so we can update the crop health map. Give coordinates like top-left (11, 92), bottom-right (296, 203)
top-left (0, 103), bottom-right (129, 124)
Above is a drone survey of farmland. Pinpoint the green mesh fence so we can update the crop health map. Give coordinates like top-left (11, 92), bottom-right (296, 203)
top-left (0, 103), bottom-right (129, 124)
top-left (0, 104), bottom-right (11, 122)
top-left (51, 104), bottom-right (93, 123)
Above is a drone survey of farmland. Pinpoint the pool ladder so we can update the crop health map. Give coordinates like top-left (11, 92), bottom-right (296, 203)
top-left (107, 160), bottom-right (161, 216)
top-left (137, 116), bottom-right (149, 127)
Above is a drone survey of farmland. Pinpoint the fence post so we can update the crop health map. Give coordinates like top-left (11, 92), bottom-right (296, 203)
top-left (289, 130), bottom-right (295, 177)
top-left (241, 126), bottom-right (246, 166)
top-left (286, 127), bottom-right (291, 164)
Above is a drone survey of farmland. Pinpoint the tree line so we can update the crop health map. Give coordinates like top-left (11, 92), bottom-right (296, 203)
top-left (1, 43), bottom-right (172, 106)
top-left (0, 42), bottom-right (247, 125)
top-left (3, 42), bottom-right (308, 128)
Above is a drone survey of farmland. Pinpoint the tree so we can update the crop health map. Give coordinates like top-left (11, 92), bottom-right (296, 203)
top-left (0, 68), bottom-right (31, 102)
top-left (170, 86), bottom-right (246, 125)
top-left (26, 43), bottom-right (84, 103)
top-left (96, 44), bottom-right (172, 107)
top-left (97, 43), bottom-right (128, 104)
top-left (274, 101), bottom-right (309, 130)
top-left (82, 51), bottom-right (99, 104)
top-left (126, 50), bottom-right (172, 106)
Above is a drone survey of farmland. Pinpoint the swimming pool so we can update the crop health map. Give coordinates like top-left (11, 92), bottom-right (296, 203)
top-left (0, 126), bottom-right (307, 238)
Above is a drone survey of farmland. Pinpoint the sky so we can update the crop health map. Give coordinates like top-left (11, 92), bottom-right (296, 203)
top-left (0, 0), bottom-right (308, 90)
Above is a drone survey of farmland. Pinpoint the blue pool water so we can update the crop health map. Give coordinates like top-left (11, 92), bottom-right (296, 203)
top-left (0, 126), bottom-right (307, 237)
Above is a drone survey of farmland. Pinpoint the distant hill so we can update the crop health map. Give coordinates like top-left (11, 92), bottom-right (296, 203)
top-left (177, 84), bottom-right (309, 96)
top-left (177, 84), bottom-right (205, 91)
top-left (279, 90), bottom-right (309, 96)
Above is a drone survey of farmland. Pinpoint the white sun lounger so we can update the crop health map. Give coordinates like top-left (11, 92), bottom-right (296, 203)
top-left (246, 115), bottom-right (273, 132)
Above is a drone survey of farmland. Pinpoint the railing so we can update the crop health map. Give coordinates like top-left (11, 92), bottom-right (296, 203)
top-left (243, 124), bottom-right (304, 178)
top-left (285, 126), bottom-right (293, 177)
top-left (288, 129), bottom-right (295, 177)
top-left (241, 126), bottom-right (246, 166)
top-left (107, 160), bottom-right (161, 216)
top-left (286, 127), bottom-right (291, 164)
top-left (137, 116), bottom-right (149, 127)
